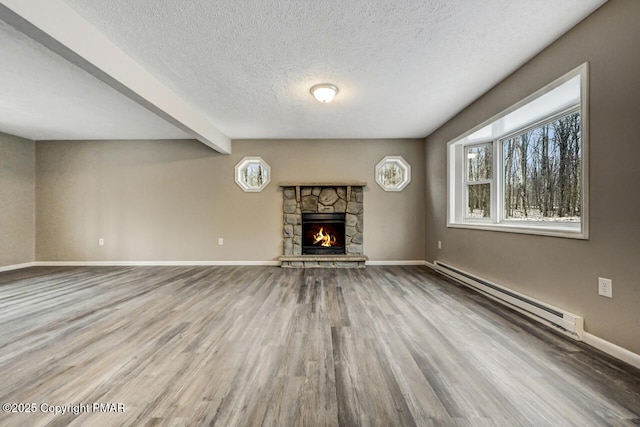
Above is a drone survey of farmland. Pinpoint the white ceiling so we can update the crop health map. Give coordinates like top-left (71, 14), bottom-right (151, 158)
top-left (0, 19), bottom-right (191, 141)
top-left (0, 0), bottom-right (606, 151)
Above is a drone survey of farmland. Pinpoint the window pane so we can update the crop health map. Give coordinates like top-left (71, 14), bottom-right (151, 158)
top-left (503, 112), bottom-right (581, 222)
top-left (466, 145), bottom-right (492, 181)
top-left (467, 183), bottom-right (491, 218)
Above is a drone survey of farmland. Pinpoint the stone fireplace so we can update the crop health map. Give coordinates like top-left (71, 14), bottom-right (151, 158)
top-left (279, 182), bottom-right (367, 268)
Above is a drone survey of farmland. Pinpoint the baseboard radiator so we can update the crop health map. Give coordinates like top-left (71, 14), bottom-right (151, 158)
top-left (433, 261), bottom-right (584, 340)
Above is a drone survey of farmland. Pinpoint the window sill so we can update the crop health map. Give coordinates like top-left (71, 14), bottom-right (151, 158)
top-left (447, 221), bottom-right (587, 240)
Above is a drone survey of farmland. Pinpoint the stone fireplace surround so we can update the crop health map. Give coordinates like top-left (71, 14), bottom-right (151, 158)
top-left (279, 182), bottom-right (368, 268)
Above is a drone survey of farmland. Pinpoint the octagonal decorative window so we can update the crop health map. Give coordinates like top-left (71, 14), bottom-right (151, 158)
top-left (375, 156), bottom-right (411, 191)
top-left (235, 157), bottom-right (271, 192)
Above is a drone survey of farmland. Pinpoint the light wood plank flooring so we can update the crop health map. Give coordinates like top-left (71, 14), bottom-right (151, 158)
top-left (0, 266), bottom-right (638, 426)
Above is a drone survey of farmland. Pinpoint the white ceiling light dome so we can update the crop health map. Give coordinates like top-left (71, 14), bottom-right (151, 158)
top-left (310, 83), bottom-right (339, 103)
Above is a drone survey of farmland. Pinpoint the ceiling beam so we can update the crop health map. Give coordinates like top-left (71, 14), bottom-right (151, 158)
top-left (0, 0), bottom-right (231, 153)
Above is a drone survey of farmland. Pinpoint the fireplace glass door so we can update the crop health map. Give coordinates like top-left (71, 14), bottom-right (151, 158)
top-left (302, 213), bottom-right (346, 255)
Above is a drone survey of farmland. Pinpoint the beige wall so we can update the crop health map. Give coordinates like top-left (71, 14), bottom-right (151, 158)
top-left (36, 138), bottom-right (425, 262)
top-left (425, 0), bottom-right (640, 354)
top-left (0, 132), bottom-right (35, 267)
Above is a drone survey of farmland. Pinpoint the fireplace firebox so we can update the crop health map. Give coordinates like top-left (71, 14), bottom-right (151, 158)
top-left (302, 213), bottom-right (345, 255)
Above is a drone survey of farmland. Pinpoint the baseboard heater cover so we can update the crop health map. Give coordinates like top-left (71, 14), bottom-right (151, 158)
top-left (434, 261), bottom-right (584, 340)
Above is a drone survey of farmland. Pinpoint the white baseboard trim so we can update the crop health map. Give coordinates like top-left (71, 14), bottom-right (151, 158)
top-left (34, 261), bottom-right (280, 267)
top-left (366, 260), bottom-right (428, 266)
top-left (5, 260), bottom-right (434, 269)
top-left (0, 262), bottom-right (37, 272)
top-left (583, 332), bottom-right (640, 370)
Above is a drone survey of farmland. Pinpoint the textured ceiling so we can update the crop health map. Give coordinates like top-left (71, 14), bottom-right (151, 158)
top-left (1, 0), bottom-right (606, 144)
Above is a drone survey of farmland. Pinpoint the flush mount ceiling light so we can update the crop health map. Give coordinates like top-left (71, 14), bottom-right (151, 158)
top-left (310, 83), bottom-right (339, 103)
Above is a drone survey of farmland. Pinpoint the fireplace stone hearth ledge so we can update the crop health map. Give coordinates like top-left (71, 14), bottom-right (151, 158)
top-left (279, 182), bottom-right (367, 268)
top-left (279, 255), bottom-right (369, 269)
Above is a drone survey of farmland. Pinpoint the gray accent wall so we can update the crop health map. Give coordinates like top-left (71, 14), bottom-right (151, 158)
top-left (425, 0), bottom-right (640, 354)
top-left (35, 138), bottom-right (425, 263)
top-left (0, 132), bottom-right (35, 267)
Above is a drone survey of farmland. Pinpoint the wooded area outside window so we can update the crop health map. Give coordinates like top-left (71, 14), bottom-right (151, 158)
top-left (448, 64), bottom-right (588, 239)
top-left (465, 144), bottom-right (492, 219)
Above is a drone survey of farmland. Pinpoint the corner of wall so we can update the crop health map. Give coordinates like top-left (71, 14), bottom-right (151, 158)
top-left (0, 132), bottom-right (36, 268)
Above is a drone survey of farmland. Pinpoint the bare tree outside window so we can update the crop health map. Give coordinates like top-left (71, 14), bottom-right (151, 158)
top-left (502, 111), bottom-right (581, 222)
top-left (466, 144), bottom-right (492, 218)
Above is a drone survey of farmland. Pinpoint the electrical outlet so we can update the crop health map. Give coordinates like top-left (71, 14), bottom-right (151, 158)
top-left (598, 277), bottom-right (612, 298)
top-left (218, 238), bottom-right (224, 246)
top-left (98, 238), bottom-right (104, 246)
top-left (438, 240), bottom-right (442, 249)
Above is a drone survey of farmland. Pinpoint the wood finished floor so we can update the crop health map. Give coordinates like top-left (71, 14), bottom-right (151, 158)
top-left (0, 266), bottom-right (638, 427)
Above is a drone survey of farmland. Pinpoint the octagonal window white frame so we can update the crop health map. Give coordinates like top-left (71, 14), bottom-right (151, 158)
top-left (375, 156), bottom-right (411, 191)
top-left (235, 156), bottom-right (271, 192)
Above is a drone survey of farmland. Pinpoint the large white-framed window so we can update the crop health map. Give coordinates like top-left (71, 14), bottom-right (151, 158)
top-left (448, 63), bottom-right (589, 239)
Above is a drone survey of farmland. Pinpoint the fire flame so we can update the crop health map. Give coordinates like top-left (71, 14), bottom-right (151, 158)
top-left (313, 227), bottom-right (337, 247)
